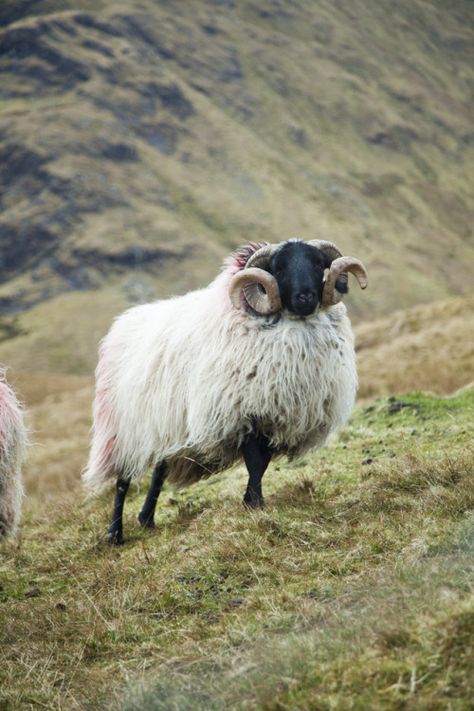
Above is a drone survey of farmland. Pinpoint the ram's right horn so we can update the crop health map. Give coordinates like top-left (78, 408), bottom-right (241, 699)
top-left (229, 268), bottom-right (282, 315)
top-left (321, 257), bottom-right (368, 308)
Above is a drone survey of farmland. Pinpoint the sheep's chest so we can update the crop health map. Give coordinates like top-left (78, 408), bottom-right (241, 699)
top-left (185, 306), bottom-right (356, 457)
top-left (234, 314), bottom-right (356, 450)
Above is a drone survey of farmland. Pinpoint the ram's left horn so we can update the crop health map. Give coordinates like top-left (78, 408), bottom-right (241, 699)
top-left (229, 268), bottom-right (282, 315)
top-left (321, 257), bottom-right (368, 308)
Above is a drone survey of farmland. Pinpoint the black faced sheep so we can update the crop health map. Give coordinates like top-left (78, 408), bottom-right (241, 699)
top-left (82, 239), bottom-right (368, 544)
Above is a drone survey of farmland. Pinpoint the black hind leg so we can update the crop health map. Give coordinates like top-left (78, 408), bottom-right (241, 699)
top-left (242, 431), bottom-right (272, 509)
top-left (138, 462), bottom-right (167, 529)
top-left (108, 476), bottom-right (130, 546)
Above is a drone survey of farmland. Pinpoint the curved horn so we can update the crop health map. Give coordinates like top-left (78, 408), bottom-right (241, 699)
top-left (229, 268), bottom-right (282, 314)
top-left (321, 256), bottom-right (368, 308)
top-left (307, 239), bottom-right (343, 263)
top-left (246, 243), bottom-right (280, 270)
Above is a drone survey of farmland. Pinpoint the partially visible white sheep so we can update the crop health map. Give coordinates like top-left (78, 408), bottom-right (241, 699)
top-left (83, 238), bottom-right (368, 544)
top-left (0, 371), bottom-right (27, 538)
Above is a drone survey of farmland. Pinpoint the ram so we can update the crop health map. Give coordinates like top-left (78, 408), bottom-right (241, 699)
top-left (0, 372), bottom-right (27, 538)
top-left (83, 239), bottom-right (368, 544)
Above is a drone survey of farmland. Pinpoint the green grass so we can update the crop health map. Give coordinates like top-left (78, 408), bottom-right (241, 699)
top-left (1, 387), bottom-right (474, 709)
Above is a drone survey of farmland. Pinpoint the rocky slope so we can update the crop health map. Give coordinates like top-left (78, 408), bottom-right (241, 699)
top-left (0, 0), bottom-right (473, 371)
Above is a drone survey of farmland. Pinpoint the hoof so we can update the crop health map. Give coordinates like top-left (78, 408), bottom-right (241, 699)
top-left (138, 511), bottom-right (156, 529)
top-left (108, 529), bottom-right (125, 546)
top-left (243, 495), bottom-right (265, 510)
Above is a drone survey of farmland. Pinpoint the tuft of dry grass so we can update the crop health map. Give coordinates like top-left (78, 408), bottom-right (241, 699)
top-left (356, 296), bottom-right (474, 398)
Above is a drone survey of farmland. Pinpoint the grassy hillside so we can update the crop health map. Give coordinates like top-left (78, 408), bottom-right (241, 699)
top-left (0, 0), bottom-right (473, 376)
top-left (1, 386), bottom-right (473, 709)
top-left (356, 295), bottom-right (474, 398)
top-left (1, 296), bottom-right (473, 708)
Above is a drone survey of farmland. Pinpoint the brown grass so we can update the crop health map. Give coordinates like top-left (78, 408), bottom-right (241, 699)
top-left (356, 296), bottom-right (474, 397)
top-left (11, 371), bottom-right (93, 502)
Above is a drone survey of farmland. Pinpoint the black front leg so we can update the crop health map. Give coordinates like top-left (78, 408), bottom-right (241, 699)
top-left (138, 461), bottom-right (167, 529)
top-left (108, 476), bottom-right (130, 546)
top-left (241, 431), bottom-right (272, 509)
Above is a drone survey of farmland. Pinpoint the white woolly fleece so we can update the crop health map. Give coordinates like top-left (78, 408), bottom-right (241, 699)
top-left (83, 256), bottom-right (358, 492)
top-left (0, 372), bottom-right (27, 538)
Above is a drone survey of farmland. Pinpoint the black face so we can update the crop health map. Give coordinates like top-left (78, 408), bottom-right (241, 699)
top-left (270, 241), bottom-right (330, 317)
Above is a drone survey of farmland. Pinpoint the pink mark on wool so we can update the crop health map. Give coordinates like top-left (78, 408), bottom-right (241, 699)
top-left (224, 242), bottom-right (267, 277)
top-left (215, 242), bottom-right (268, 311)
top-left (97, 435), bottom-right (117, 471)
top-left (96, 388), bottom-right (112, 428)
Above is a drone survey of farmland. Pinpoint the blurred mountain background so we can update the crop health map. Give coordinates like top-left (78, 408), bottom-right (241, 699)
top-left (0, 0), bottom-right (473, 375)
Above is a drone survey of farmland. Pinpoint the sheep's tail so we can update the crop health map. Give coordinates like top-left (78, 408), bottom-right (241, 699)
top-left (82, 436), bottom-right (117, 494)
top-left (0, 373), bottom-right (27, 538)
top-left (82, 342), bottom-right (118, 494)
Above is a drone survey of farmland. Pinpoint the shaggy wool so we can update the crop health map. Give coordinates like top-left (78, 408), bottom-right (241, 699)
top-left (0, 372), bottom-right (27, 537)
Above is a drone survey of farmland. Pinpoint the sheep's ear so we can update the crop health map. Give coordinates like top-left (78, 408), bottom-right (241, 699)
top-left (225, 242), bottom-right (267, 273)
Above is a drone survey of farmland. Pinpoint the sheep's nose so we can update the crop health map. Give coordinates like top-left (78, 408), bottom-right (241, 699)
top-left (296, 290), bottom-right (317, 304)
top-left (293, 290), bottom-right (318, 315)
